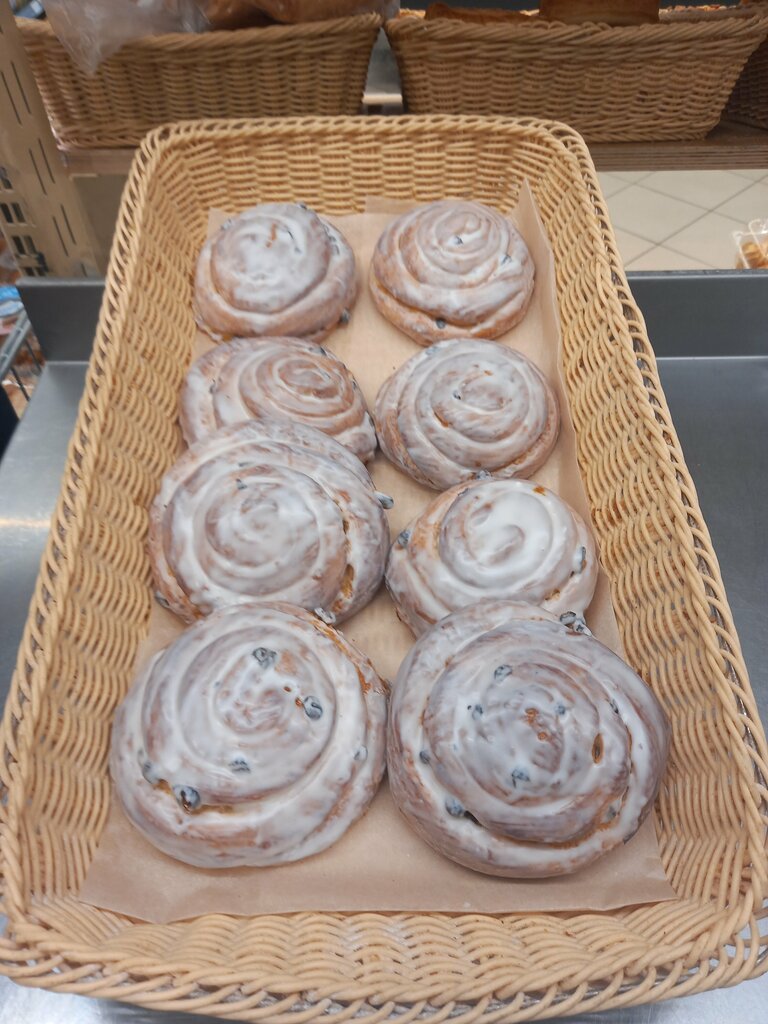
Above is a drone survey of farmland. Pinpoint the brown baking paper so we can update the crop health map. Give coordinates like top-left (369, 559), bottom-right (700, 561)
top-left (80, 186), bottom-right (674, 923)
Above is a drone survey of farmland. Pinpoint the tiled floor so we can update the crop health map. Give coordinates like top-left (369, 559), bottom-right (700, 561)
top-left (598, 169), bottom-right (768, 271)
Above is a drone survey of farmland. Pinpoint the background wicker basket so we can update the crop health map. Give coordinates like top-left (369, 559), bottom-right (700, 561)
top-left (727, 37), bottom-right (768, 127)
top-left (727, 1), bottom-right (768, 129)
top-left (385, 8), bottom-right (768, 141)
top-left (15, 16), bottom-right (381, 149)
top-left (0, 115), bottom-right (767, 1021)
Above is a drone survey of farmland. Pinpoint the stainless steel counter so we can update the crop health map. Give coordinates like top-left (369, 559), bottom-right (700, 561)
top-left (0, 273), bottom-right (766, 1024)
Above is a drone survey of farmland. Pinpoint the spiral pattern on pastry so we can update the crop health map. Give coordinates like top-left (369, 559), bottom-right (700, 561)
top-left (389, 600), bottom-right (670, 877)
top-left (149, 417), bottom-right (390, 624)
top-left (195, 203), bottom-right (357, 342)
top-left (111, 602), bottom-right (388, 868)
top-left (375, 338), bottom-right (559, 489)
top-left (387, 478), bottom-right (598, 636)
top-left (180, 336), bottom-right (376, 462)
top-left (370, 200), bottom-right (535, 345)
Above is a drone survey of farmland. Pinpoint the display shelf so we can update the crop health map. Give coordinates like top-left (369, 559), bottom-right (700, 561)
top-left (591, 118), bottom-right (768, 171)
top-left (57, 117), bottom-right (768, 177)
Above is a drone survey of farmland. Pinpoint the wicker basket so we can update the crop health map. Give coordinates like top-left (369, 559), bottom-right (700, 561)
top-left (727, 1), bottom-right (768, 129)
top-left (671, 2), bottom-right (768, 134)
top-left (727, 38), bottom-right (768, 128)
top-left (1, 115), bottom-right (767, 1021)
top-left (385, 9), bottom-right (768, 141)
top-left (15, 16), bottom-right (381, 149)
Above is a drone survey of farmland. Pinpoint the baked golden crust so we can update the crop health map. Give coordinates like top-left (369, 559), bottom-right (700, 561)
top-left (203, 1), bottom-right (273, 28)
top-left (539, 0), bottom-right (660, 25)
top-left (425, 4), bottom-right (534, 23)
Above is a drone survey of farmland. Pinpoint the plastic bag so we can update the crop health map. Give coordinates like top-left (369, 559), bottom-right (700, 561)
top-left (734, 218), bottom-right (768, 270)
top-left (42, 0), bottom-right (208, 73)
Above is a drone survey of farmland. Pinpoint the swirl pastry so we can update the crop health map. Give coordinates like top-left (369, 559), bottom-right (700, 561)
top-left (180, 336), bottom-right (376, 462)
top-left (387, 478), bottom-right (598, 636)
top-left (194, 203), bottom-right (357, 342)
top-left (389, 600), bottom-right (670, 877)
top-left (111, 602), bottom-right (387, 868)
top-left (149, 417), bottom-right (390, 624)
top-left (375, 338), bottom-right (559, 489)
top-left (370, 200), bottom-right (534, 346)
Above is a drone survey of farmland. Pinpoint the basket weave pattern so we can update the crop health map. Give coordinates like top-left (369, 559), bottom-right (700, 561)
top-left (728, 37), bottom-right (768, 128)
top-left (16, 17), bottom-right (380, 149)
top-left (386, 11), bottom-right (768, 141)
top-left (0, 116), bottom-right (767, 1021)
top-left (678, 1), bottom-right (768, 131)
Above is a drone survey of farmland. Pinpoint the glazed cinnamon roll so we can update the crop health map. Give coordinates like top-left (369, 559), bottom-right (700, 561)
top-left (387, 478), bottom-right (598, 635)
top-left (111, 602), bottom-right (387, 868)
top-left (388, 600), bottom-right (670, 877)
top-left (374, 338), bottom-right (559, 489)
top-left (149, 417), bottom-right (390, 624)
top-left (370, 200), bottom-right (534, 345)
top-left (195, 203), bottom-right (357, 342)
top-left (180, 336), bottom-right (376, 462)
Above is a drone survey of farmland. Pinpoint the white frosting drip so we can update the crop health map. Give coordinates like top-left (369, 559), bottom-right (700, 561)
top-left (386, 479), bottom-right (598, 635)
top-left (370, 201), bottom-right (534, 344)
top-left (111, 602), bottom-right (387, 868)
top-left (149, 417), bottom-right (389, 624)
top-left (388, 600), bottom-right (670, 877)
top-left (375, 338), bottom-right (559, 489)
top-left (195, 204), bottom-right (357, 342)
top-left (180, 336), bottom-right (376, 462)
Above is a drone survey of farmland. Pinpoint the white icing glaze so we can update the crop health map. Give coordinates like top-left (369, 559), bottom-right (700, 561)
top-left (195, 204), bottom-right (357, 342)
top-left (180, 336), bottom-right (376, 462)
top-left (388, 600), bottom-right (670, 877)
top-left (375, 338), bottom-right (559, 489)
top-left (149, 416), bottom-right (389, 623)
top-left (370, 201), bottom-right (534, 345)
top-left (111, 602), bottom-right (387, 867)
top-left (386, 478), bottom-right (598, 635)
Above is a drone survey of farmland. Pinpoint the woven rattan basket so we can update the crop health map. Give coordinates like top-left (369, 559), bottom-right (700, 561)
top-left (385, 9), bottom-right (768, 141)
top-left (728, 37), bottom-right (768, 127)
top-left (727, 1), bottom-right (768, 129)
top-left (15, 16), bottom-right (380, 149)
top-left (1, 115), bottom-right (767, 1021)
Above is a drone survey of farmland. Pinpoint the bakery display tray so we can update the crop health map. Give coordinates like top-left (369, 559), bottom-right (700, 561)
top-left (0, 116), bottom-right (766, 1023)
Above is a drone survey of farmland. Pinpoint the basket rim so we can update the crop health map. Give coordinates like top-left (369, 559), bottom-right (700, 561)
top-left (387, 7), bottom-right (768, 40)
top-left (16, 11), bottom-right (382, 49)
top-left (1, 115), bottom-right (767, 1019)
